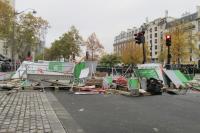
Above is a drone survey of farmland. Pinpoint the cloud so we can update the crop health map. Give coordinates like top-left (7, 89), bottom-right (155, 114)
top-left (16, 0), bottom-right (200, 52)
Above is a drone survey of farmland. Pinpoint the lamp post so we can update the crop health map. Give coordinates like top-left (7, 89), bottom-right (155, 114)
top-left (12, 8), bottom-right (36, 70)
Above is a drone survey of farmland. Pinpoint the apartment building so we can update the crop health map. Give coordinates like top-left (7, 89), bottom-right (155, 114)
top-left (113, 16), bottom-right (174, 62)
top-left (144, 15), bottom-right (174, 62)
top-left (113, 6), bottom-right (200, 64)
top-left (113, 27), bottom-right (140, 55)
top-left (166, 6), bottom-right (200, 63)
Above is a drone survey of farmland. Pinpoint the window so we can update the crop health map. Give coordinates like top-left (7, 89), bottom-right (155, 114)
top-left (150, 52), bottom-right (152, 56)
top-left (155, 52), bottom-right (157, 55)
top-left (155, 45), bottom-right (157, 50)
top-left (155, 39), bottom-right (157, 43)
top-left (150, 34), bottom-right (152, 38)
top-left (160, 32), bottom-right (163, 40)
top-left (150, 40), bottom-right (152, 44)
top-left (154, 27), bottom-right (157, 31)
top-left (161, 46), bottom-right (163, 52)
top-left (155, 33), bottom-right (157, 37)
top-left (150, 28), bottom-right (152, 32)
top-left (198, 21), bottom-right (200, 32)
top-left (190, 48), bottom-right (192, 53)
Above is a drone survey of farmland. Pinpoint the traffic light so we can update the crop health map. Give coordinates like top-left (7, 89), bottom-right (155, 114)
top-left (166, 35), bottom-right (171, 46)
top-left (134, 33), bottom-right (141, 44)
top-left (134, 31), bottom-right (145, 44)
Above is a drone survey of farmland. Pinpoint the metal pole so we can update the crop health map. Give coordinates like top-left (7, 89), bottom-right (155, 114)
top-left (43, 46), bottom-right (44, 60)
top-left (142, 42), bottom-right (146, 64)
top-left (151, 43), bottom-right (153, 63)
top-left (11, 9), bottom-right (37, 69)
top-left (12, 10), bottom-right (16, 71)
top-left (167, 45), bottom-right (171, 69)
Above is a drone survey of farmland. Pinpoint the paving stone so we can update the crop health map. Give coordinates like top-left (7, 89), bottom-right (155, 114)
top-left (44, 128), bottom-right (52, 133)
top-left (0, 91), bottom-right (66, 133)
top-left (16, 131), bottom-right (23, 133)
top-left (0, 129), bottom-right (7, 133)
top-left (7, 128), bottom-right (16, 132)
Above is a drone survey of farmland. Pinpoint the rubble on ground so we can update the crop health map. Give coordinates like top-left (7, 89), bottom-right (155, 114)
top-left (0, 61), bottom-right (199, 97)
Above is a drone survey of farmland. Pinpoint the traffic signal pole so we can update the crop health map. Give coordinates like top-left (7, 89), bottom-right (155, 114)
top-left (142, 36), bottom-right (146, 64)
top-left (142, 42), bottom-right (146, 64)
top-left (134, 31), bottom-right (146, 64)
top-left (166, 35), bottom-right (172, 69)
top-left (167, 45), bottom-right (171, 69)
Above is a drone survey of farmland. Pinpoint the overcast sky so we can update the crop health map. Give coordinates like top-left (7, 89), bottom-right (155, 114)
top-left (15, 0), bottom-right (199, 52)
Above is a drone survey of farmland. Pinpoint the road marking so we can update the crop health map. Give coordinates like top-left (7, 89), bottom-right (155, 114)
top-left (78, 108), bottom-right (85, 112)
top-left (153, 127), bottom-right (159, 132)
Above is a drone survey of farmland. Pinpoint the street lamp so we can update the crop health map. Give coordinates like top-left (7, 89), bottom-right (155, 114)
top-left (12, 8), bottom-right (36, 70)
top-left (15, 8), bottom-right (37, 15)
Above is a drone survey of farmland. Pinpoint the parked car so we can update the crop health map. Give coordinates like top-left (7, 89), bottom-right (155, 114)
top-left (0, 54), bottom-right (11, 72)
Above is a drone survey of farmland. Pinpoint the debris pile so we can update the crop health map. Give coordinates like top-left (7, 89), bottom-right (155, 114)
top-left (0, 61), bottom-right (199, 96)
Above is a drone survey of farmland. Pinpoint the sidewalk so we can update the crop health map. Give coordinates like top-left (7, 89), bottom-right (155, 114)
top-left (0, 90), bottom-right (66, 133)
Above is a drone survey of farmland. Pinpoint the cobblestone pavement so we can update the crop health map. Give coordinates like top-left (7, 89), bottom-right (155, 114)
top-left (0, 91), bottom-right (66, 133)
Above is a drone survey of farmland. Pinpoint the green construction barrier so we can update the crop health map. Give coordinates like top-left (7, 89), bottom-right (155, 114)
top-left (184, 74), bottom-right (194, 81)
top-left (74, 62), bottom-right (86, 79)
top-left (106, 76), bottom-right (113, 85)
top-left (48, 61), bottom-right (64, 72)
top-left (174, 70), bottom-right (189, 84)
top-left (135, 69), bottom-right (159, 79)
top-left (128, 78), bottom-right (139, 90)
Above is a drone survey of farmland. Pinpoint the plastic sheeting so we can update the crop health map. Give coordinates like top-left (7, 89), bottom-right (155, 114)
top-left (85, 61), bottom-right (97, 77)
top-left (174, 70), bottom-right (189, 84)
top-left (74, 62), bottom-right (86, 79)
top-left (135, 69), bottom-right (159, 79)
top-left (79, 68), bottom-right (89, 79)
top-left (163, 70), bottom-right (184, 88)
top-left (137, 63), bottom-right (165, 82)
top-left (128, 78), bottom-right (139, 90)
top-left (12, 61), bottom-right (34, 79)
top-left (12, 61), bottom-right (75, 79)
top-left (48, 61), bottom-right (64, 72)
top-left (103, 76), bottom-right (113, 89)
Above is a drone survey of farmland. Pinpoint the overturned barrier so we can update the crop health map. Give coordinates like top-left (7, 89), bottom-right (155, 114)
top-left (11, 61), bottom-right (76, 89)
top-left (163, 70), bottom-right (190, 88)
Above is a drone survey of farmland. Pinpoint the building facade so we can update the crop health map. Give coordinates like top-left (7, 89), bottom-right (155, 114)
top-left (113, 27), bottom-right (140, 55)
top-left (113, 16), bottom-right (174, 62)
top-left (144, 16), bottom-right (174, 62)
top-left (166, 6), bottom-right (200, 63)
top-left (113, 6), bottom-right (200, 64)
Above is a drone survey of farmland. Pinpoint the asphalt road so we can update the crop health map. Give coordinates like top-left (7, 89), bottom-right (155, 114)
top-left (52, 91), bottom-right (200, 133)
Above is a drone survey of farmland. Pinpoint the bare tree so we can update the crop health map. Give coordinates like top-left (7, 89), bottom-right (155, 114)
top-left (86, 33), bottom-right (104, 61)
